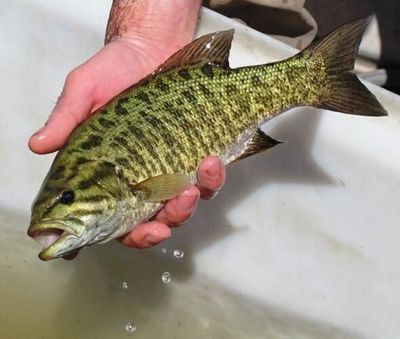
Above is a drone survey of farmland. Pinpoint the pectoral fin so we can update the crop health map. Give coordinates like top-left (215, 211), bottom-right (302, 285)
top-left (132, 173), bottom-right (191, 202)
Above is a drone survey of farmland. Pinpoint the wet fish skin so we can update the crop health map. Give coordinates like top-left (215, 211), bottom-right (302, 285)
top-left (28, 18), bottom-right (387, 260)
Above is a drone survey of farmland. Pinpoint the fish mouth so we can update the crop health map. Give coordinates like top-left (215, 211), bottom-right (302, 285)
top-left (27, 221), bottom-right (78, 261)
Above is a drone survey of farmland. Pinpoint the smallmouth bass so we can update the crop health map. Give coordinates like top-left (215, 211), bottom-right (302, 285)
top-left (28, 19), bottom-right (387, 260)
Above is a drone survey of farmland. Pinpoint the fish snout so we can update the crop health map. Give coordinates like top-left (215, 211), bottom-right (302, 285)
top-left (27, 218), bottom-right (84, 261)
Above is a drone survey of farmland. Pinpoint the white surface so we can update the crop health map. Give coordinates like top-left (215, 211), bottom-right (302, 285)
top-left (1, 1), bottom-right (400, 339)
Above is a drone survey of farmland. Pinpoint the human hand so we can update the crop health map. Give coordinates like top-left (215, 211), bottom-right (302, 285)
top-left (28, 0), bottom-right (225, 251)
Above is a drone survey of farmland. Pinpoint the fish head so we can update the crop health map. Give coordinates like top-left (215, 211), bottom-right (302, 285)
top-left (28, 159), bottom-right (131, 261)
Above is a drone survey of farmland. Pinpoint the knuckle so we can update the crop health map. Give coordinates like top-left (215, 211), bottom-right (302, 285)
top-left (65, 68), bottom-right (81, 87)
top-left (65, 67), bottom-right (96, 96)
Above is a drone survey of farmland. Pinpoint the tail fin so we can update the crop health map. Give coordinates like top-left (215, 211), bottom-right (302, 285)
top-left (304, 18), bottom-right (387, 116)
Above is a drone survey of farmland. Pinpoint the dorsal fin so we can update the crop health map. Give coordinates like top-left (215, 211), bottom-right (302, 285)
top-left (152, 30), bottom-right (234, 76)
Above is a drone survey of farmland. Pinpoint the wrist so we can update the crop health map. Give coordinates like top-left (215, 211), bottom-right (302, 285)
top-left (105, 0), bottom-right (201, 50)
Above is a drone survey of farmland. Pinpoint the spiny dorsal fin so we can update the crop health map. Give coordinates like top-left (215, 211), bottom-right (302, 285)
top-left (232, 129), bottom-right (282, 163)
top-left (132, 173), bottom-right (190, 202)
top-left (152, 30), bottom-right (234, 76)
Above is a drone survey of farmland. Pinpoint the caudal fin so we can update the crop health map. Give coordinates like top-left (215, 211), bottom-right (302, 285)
top-left (304, 18), bottom-right (387, 116)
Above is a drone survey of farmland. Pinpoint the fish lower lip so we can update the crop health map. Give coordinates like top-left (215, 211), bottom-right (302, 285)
top-left (27, 223), bottom-right (72, 261)
top-left (37, 231), bottom-right (72, 261)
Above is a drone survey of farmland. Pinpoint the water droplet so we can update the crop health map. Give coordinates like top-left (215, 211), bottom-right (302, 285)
top-left (124, 322), bottom-right (137, 334)
top-left (173, 249), bottom-right (184, 259)
top-left (161, 272), bottom-right (171, 284)
top-left (122, 281), bottom-right (128, 289)
top-left (161, 248), bottom-right (167, 254)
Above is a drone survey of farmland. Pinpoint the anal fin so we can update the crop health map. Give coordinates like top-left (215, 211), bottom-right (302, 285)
top-left (223, 128), bottom-right (282, 165)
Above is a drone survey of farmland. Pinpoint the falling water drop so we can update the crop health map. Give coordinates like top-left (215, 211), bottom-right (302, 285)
top-left (122, 281), bottom-right (128, 289)
top-left (161, 248), bottom-right (167, 254)
top-left (173, 249), bottom-right (184, 259)
top-left (161, 272), bottom-right (171, 284)
top-left (124, 322), bottom-right (137, 334)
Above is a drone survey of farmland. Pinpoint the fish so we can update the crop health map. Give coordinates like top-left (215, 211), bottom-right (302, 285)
top-left (28, 18), bottom-right (387, 261)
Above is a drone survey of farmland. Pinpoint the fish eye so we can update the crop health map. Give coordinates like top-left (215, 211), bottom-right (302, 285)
top-left (59, 190), bottom-right (75, 204)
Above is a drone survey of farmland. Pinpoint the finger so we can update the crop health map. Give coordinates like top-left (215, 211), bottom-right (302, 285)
top-left (154, 186), bottom-right (200, 227)
top-left (28, 68), bottom-right (95, 154)
top-left (197, 156), bottom-right (225, 200)
top-left (119, 221), bottom-right (171, 248)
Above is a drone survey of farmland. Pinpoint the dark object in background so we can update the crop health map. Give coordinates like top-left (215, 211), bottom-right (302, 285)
top-left (211, 4), bottom-right (312, 40)
top-left (206, 0), bottom-right (400, 94)
top-left (306, 0), bottom-right (400, 94)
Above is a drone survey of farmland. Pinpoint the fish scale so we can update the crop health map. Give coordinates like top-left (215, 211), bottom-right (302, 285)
top-left (28, 19), bottom-right (388, 260)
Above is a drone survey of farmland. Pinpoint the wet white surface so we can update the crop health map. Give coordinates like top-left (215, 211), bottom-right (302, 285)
top-left (1, 1), bottom-right (400, 338)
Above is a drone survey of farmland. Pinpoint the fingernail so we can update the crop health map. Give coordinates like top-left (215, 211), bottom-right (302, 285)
top-left (31, 125), bottom-right (47, 139)
top-left (177, 191), bottom-right (199, 211)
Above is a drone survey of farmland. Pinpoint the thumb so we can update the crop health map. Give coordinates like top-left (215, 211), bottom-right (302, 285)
top-left (28, 68), bottom-right (96, 154)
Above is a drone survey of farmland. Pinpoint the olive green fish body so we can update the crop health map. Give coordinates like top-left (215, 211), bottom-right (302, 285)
top-left (29, 19), bottom-right (387, 260)
top-left (62, 57), bottom-right (322, 178)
